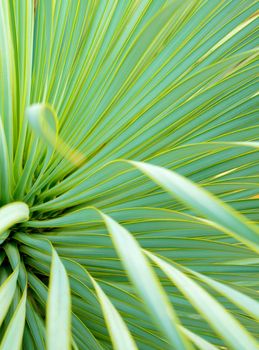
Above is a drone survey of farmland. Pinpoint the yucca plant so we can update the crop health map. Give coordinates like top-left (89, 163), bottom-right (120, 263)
top-left (0, 1), bottom-right (258, 349)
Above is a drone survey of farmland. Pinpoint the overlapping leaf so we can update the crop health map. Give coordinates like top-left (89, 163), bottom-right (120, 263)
top-left (0, 0), bottom-right (258, 349)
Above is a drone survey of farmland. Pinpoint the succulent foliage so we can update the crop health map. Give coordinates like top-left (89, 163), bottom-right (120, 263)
top-left (0, 1), bottom-right (258, 349)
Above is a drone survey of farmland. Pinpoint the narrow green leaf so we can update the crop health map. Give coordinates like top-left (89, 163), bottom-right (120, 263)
top-left (4, 243), bottom-right (46, 349)
top-left (0, 287), bottom-right (27, 350)
top-left (182, 266), bottom-right (259, 321)
top-left (0, 0), bottom-right (15, 158)
top-left (0, 118), bottom-right (12, 203)
top-left (46, 248), bottom-right (71, 350)
top-left (91, 277), bottom-right (138, 350)
top-left (0, 231), bottom-right (9, 245)
top-left (180, 326), bottom-right (219, 350)
top-left (130, 161), bottom-right (259, 253)
top-left (0, 267), bottom-right (19, 326)
top-left (101, 212), bottom-right (193, 350)
top-left (147, 251), bottom-right (259, 350)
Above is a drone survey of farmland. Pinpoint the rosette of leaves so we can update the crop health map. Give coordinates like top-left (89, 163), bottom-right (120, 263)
top-left (0, 1), bottom-right (258, 349)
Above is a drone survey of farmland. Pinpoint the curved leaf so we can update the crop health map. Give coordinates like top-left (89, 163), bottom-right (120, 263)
top-left (146, 251), bottom-right (258, 350)
top-left (46, 249), bottom-right (71, 350)
top-left (91, 277), bottom-right (138, 350)
top-left (0, 287), bottom-right (27, 350)
top-left (101, 212), bottom-right (192, 350)
top-left (0, 202), bottom-right (29, 236)
top-left (129, 160), bottom-right (259, 253)
top-left (0, 267), bottom-right (19, 326)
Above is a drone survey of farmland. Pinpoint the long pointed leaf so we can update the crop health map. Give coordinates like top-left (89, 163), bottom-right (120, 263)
top-left (0, 267), bottom-right (19, 326)
top-left (91, 277), bottom-right (138, 350)
top-left (101, 212), bottom-right (192, 350)
top-left (147, 251), bottom-right (258, 350)
top-left (46, 248), bottom-right (71, 350)
top-left (130, 160), bottom-right (259, 253)
top-left (0, 287), bottom-right (27, 350)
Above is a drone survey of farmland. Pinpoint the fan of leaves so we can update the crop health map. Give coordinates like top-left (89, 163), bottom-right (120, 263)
top-left (0, 1), bottom-right (258, 349)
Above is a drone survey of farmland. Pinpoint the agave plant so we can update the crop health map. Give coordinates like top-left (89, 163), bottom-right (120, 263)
top-left (0, 0), bottom-right (258, 349)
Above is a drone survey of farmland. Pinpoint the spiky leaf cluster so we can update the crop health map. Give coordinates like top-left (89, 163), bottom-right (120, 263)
top-left (0, 1), bottom-right (258, 349)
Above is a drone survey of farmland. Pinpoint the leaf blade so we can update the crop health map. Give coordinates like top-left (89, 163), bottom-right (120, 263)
top-left (0, 287), bottom-right (27, 350)
top-left (0, 267), bottom-right (19, 326)
top-left (147, 251), bottom-right (259, 350)
top-left (91, 277), bottom-right (138, 350)
top-left (130, 161), bottom-right (259, 253)
top-left (101, 212), bottom-right (192, 350)
top-left (0, 202), bottom-right (29, 236)
top-left (46, 249), bottom-right (71, 350)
